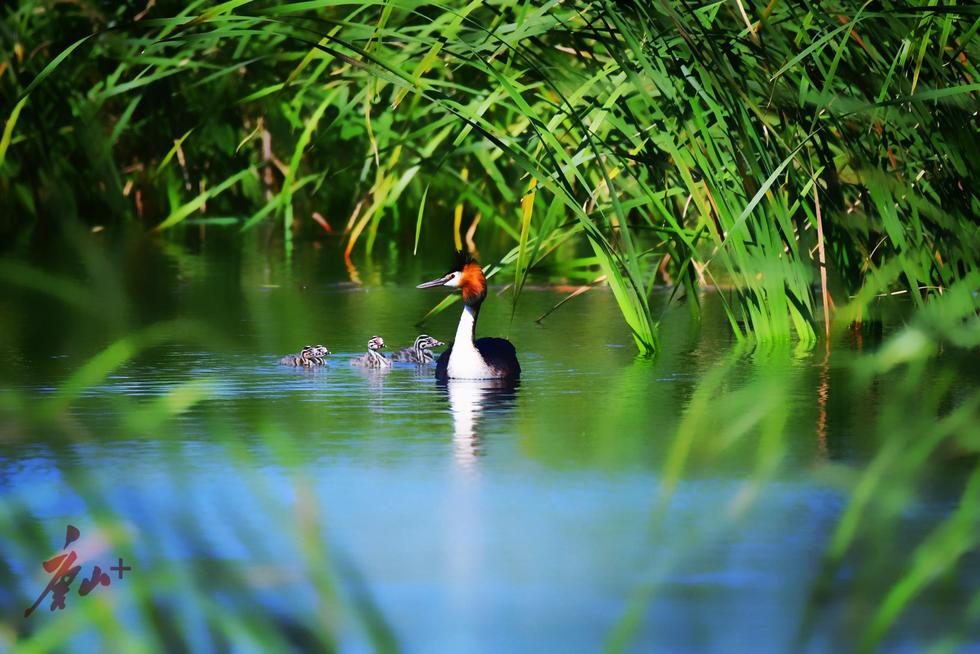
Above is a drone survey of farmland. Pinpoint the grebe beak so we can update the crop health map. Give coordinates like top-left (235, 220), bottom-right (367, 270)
top-left (416, 273), bottom-right (454, 289)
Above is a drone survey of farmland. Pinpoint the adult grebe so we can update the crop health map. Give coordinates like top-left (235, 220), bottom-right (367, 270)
top-left (349, 335), bottom-right (391, 368)
top-left (417, 258), bottom-right (521, 380)
top-left (279, 344), bottom-right (330, 367)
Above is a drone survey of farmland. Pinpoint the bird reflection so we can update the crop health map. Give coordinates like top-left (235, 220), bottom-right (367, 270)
top-left (352, 366), bottom-right (391, 385)
top-left (440, 378), bottom-right (519, 635)
top-left (441, 379), bottom-right (519, 472)
top-left (351, 365), bottom-right (392, 415)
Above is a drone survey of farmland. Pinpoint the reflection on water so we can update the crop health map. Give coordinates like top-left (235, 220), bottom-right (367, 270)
top-left (442, 378), bottom-right (520, 649)
top-left (439, 379), bottom-right (516, 651)
top-left (444, 379), bottom-right (519, 471)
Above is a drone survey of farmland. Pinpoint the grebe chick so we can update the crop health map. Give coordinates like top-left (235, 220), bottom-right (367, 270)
top-left (349, 336), bottom-right (391, 368)
top-left (417, 256), bottom-right (520, 380)
top-left (391, 334), bottom-right (445, 364)
top-left (279, 344), bottom-right (330, 367)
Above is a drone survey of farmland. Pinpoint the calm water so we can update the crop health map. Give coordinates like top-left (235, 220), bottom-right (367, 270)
top-left (0, 237), bottom-right (977, 652)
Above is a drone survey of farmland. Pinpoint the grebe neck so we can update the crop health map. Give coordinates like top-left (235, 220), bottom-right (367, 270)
top-left (455, 303), bottom-right (480, 349)
top-left (447, 302), bottom-right (494, 378)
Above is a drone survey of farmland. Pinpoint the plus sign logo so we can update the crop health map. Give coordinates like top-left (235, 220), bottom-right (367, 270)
top-left (25, 525), bottom-right (134, 618)
top-left (110, 558), bottom-right (132, 579)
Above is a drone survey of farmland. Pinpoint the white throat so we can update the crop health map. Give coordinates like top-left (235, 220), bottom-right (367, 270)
top-left (455, 304), bottom-right (477, 348)
top-left (447, 304), bottom-right (493, 379)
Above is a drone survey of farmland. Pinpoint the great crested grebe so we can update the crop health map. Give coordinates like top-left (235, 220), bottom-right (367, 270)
top-left (349, 335), bottom-right (391, 368)
top-left (417, 257), bottom-right (521, 380)
top-left (391, 334), bottom-right (445, 364)
top-left (279, 344), bottom-right (330, 367)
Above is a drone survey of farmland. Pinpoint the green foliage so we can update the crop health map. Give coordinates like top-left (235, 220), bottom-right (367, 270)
top-left (1, 1), bottom-right (978, 353)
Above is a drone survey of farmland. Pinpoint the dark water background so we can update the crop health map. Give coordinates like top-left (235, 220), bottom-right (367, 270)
top-left (0, 233), bottom-right (977, 652)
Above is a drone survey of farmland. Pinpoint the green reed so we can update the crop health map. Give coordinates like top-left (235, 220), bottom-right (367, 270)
top-left (1, 1), bottom-right (977, 353)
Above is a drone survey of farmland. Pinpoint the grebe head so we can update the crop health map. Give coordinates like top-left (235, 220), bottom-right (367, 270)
top-left (303, 345), bottom-right (331, 357)
top-left (367, 336), bottom-right (385, 351)
top-left (414, 334), bottom-right (445, 350)
top-left (416, 256), bottom-right (487, 307)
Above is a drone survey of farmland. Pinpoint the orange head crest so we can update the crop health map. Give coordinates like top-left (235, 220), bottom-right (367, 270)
top-left (459, 261), bottom-right (487, 306)
top-left (416, 252), bottom-right (487, 307)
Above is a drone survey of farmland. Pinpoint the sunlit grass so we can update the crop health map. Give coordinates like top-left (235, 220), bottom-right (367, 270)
top-left (1, 4), bottom-right (979, 645)
top-left (2, 1), bottom-right (976, 351)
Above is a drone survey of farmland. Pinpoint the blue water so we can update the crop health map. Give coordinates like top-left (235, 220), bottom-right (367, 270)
top-left (1, 248), bottom-right (977, 652)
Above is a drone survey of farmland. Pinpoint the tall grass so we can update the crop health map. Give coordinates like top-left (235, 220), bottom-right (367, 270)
top-left (1, 1), bottom-right (978, 352)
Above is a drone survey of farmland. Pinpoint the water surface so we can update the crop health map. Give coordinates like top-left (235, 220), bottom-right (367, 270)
top-left (1, 240), bottom-right (977, 652)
